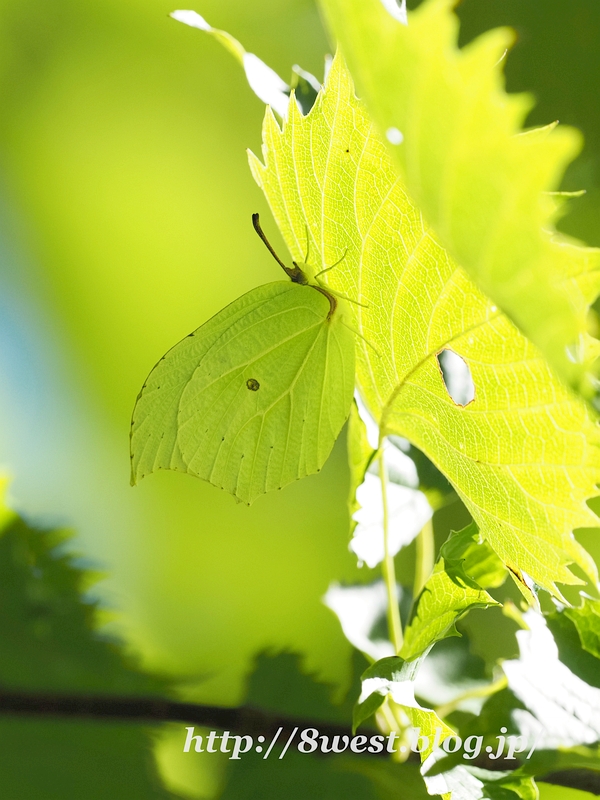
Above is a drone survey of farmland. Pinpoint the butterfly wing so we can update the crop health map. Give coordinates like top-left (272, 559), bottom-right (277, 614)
top-left (131, 281), bottom-right (355, 504)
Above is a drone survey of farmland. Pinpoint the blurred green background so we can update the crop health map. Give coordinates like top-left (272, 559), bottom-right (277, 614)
top-left (0, 0), bottom-right (598, 797)
top-left (0, 0), bottom-right (361, 705)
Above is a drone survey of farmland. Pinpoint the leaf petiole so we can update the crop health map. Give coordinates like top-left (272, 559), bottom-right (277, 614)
top-left (379, 447), bottom-right (404, 654)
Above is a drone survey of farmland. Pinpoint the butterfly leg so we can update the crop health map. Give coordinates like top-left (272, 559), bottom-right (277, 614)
top-left (341, 320), bottom-right (380, 357)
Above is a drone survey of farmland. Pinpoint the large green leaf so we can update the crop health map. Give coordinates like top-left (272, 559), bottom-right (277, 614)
top-left (401, 524), bottom-right (505, 661)
top-left (131, 281), bottom-right (355, 504)
top-left (249, 53), bottom-right (600, 596)
top-left (170, 9), bottom-right (291, 117)
top-left (319, 0), bottom-right (600, 393)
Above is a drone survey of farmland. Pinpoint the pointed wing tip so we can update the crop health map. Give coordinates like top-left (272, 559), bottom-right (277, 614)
top-left (233, 490), bottom-right (254, 507)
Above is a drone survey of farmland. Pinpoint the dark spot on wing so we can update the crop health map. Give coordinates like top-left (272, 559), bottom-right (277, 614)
top-left (246, 378), bottom-right (260, 391)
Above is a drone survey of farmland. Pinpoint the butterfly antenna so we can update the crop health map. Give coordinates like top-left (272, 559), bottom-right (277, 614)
top-left (342, 320), bottom-right (380, 357)
top-left (252, 213), bottom-right (290, 274)
top-left (304, 224), bottom-right (310, 263)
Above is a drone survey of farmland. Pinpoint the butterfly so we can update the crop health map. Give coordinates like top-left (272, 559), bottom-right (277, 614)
top-left (130, 214), bottom-right (357, 504)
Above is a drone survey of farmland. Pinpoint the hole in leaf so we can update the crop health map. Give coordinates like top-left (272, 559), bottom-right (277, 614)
top-left (437, 349), bottom-right (475, 406)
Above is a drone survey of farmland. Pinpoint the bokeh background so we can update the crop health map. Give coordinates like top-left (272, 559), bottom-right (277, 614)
top-left (0, 0), bottom-right (598, 797)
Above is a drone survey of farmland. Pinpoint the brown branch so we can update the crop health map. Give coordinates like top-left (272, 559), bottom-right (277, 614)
top-left (1, 689), bottom-right (599, 794)
top-left (0, 688), bottom-right (369, 742)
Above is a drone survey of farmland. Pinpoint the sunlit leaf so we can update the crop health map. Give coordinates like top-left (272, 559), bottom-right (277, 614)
top-left (401, 524), bottom-right (504, 661)
top-left (131, 281), bottom-right (355, 504)
top-left (171, 9), bottom-right (290, 116)
top-left (249, 52), bottom-right (600, 595)
top-left (561, 595), bottom-right (600, 659)
top-left (354, 656), bottom-right (453, 758)
top-left (324, 580), bottom-right (397, 662)
top-left (350, 470), bottom-right (432, 570)
top-left (170, 9), bottom-right (322, 117)
top-left (347, 396), bottom-right (432, 569)
top-left (319, 0), bottom-right (600, 393)
top-left (503, 611), bottom-right (600, 748)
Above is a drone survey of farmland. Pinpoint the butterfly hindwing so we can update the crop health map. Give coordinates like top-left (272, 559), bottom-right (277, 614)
top-left (131, 281), bottom-right (355, 504)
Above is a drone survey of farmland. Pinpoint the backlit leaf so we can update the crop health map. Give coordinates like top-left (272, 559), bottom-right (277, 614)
top-left (354, 656), bottom-right (453, 760)
top-left (170, 9), bottom-right (290, 116)
top-left (249, 52), bottom-right (600, 595)
top-left (319, 0), bottom-right (600, 393)
top-left (401, 524), bottom-right (504, 661)
top-left (503, 611), bottom-right (600, 748)
top-left (347, 396), bottom-right (432, 569)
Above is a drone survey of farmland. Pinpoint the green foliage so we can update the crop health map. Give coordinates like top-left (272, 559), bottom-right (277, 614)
top-left (401, 524), bottom-right (505, 661)
top-left (249, 51), bottom-right (600, 597)
top-left (547, 595), bottom-right (600, 691)
top-left (560, 595), bottom-right (600, 659)
top-left (0, 485), bottom-right (178, 799)
top-left (502, 610), bottom-right (600, 750)
top-left (319, 0), bottom-right (600, 394)
top-left (353, 656), bottom-right (453, 758)
top-left (216, 650), bottom-right (433, 800)
top-left (346, 761), bottom-right (431, 800)
top-left (7, 2), bottom-right (600, 798)
top-left (131, 281), bottom-right (355, 504)
top-left (244, 650), bottom-right (365, 723)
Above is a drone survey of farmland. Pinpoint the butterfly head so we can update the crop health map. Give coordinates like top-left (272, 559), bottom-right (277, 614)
top-left (290, 261), bottom-right (313, 285)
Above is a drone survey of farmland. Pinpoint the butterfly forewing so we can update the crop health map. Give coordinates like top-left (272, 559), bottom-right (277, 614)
top-left (131, 281), bottom-right (354, 504)
top-left (130, 284), bottom-right (271, 482)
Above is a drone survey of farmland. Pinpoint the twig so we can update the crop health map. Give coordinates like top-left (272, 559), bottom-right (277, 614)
top-left (0, 688), bottom-right (372, 743)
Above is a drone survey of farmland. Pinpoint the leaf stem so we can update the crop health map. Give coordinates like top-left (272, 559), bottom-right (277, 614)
top-left (413, 517), bottom-right (435, 601)
top-left (379, 449), bottom-right (403, 654)
top-left (434, 675), bottom-right (508, 720)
